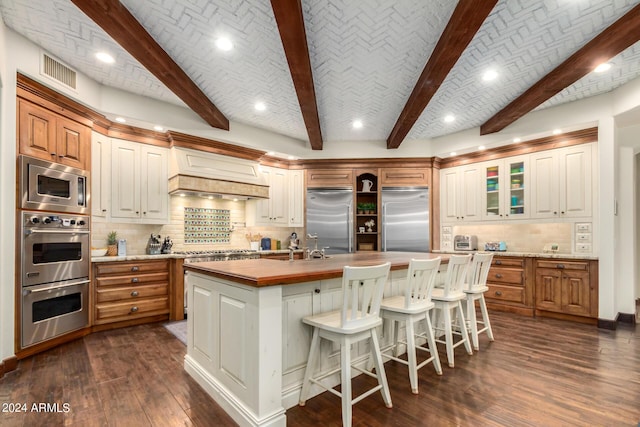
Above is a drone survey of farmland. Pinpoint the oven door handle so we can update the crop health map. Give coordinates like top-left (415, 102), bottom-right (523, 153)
top-left (24, 279), bottom-right (91, 294)
top-left (24, 229), bottom-right (90, 235)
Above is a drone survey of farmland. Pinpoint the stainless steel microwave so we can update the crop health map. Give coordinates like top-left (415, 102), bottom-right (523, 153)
top-left (20, 155), bottom-right (89, 214)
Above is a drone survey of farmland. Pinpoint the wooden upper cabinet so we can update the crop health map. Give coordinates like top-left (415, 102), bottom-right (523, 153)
top-left (18, 98), bottom-right (90, 170)
top-left (306, 168), bottom-right (353, 187)
top-left (380, 167), bottom-right (429, 186)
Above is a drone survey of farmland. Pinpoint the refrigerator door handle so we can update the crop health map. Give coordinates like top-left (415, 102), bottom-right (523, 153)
top-left (348, 206), bottom-right (353, 252)
top-left (381, 203), bottom-right (387, 251)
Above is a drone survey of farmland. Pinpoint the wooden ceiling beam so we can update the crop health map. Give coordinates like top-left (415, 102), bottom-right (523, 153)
top-left (481, 3), bottom-right (640, 135)
top-left (270, 0), bottom-right (323, 150)
top-left (386, 0), bottom-right (498, 149)
top-left (70, 0), bottom-right (229, 131)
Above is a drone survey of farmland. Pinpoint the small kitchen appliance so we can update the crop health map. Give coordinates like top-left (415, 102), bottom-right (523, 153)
top-left (485, 241), bottom-right (507, 251)
top-left (454, 235), bottom-right (477, 251)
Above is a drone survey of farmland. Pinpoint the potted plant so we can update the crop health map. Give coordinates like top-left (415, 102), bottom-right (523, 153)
top-left (106, 230), bottom-right (118, 256)
top-left (365, 202), bottom-right (376, 214)
top-left (357, 202), bottom-right (367, 214)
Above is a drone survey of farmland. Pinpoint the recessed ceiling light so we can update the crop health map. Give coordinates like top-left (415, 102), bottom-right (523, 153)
top-left (478, 145), bottom-right (486, 150)
top-left (482, 70), bottom-right (498, 81)
top-left (255, 102), bottom-right (266, 111)
top-left (215, 37), bottom-right (233, 51)
top-left (287, 155), bottom-right (296, 160)
top-left (115, 117), bottom-right (126, 123)
top-left (594, 62), bottom-right (612, 73)
top-left (513, 137), bottom-right (522, 143)
top-left (180, 193), bottom-right (186, 197)
top-left (444, 115), bottom-right (455, 123)
top-left (266, 151), bottom-right (275, 156)
top-left (95, 52), bottom-right (114, 63)
top-left (450, 152), bottom-right (457, 156)
top-left (352, 120), bottom-right (363, 129)
top-left (153, 125), bottom-right (164, 131)
top-left (552, 129), bottom-right (562, 135)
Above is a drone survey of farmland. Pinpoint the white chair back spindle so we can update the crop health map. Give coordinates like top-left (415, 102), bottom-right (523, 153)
top-left (341, 263), bottom-right (391, 328)
top-left (404, 258), bottom-right (441, 309)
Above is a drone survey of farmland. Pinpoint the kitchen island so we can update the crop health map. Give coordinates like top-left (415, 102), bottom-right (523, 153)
top-left (183, 252), bottom-right (447, 427)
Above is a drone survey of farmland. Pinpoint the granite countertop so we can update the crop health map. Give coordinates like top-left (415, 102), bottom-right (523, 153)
top-left (91, 249), bottom-right (304, 263)
top-left (432, 250), bottom-right (598, 260)
top-left (183, 252), bottom-right (450, 287)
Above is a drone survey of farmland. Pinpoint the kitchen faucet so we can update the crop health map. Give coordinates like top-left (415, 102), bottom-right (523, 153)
top-left (306, 234), bottom-right (327, 259)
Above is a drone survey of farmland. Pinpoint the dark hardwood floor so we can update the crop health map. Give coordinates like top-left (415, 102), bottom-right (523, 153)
top-left (1, 311), bottom-right (638, 426)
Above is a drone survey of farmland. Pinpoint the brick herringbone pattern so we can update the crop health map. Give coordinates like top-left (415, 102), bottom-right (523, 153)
top-left (1, 0), bottom-right (639, 144)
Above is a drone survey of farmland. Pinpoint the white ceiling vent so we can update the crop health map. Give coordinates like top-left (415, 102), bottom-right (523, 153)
top-left (41, 53), bottom-right (77, 90)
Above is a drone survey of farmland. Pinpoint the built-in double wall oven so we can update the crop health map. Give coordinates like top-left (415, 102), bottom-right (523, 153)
top-left (19, 155), bottom-right (91, 348)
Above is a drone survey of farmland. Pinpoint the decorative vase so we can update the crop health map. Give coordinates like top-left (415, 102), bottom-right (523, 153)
top-left (107, 244), bottom-right (118, 256)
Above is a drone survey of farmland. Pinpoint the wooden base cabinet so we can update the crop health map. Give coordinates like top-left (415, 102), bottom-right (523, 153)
top-left (535, 259), bottom-right (597, 320)
top-left (485, 256), bottom-right (534, 316)
top-left (93, 260), bottom-right (170, 329)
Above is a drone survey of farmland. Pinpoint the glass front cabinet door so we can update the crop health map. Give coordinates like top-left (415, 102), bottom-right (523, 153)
top-left (482, 156), bottom-right (529, 220)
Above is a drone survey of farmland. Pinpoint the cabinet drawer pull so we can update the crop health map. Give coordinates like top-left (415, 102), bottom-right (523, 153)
top-left (130, 306), bottom-right (139, 313)
top-left (314, 289), bottom-right (320, 294)
top-left (495, 291), bottom-right (502, 296)
top-left (495, 273), bottom-right (503, 278)
top-left (131, 277), bottom-right (139, 283)
top-left (495, 260), bottom-right (502, 265)
top-left (557, 264), bottom-right (565, 269)
top-left (131, 291), bottom-right (139, 297)
top-left (131, 266), bottom-right (139, 272)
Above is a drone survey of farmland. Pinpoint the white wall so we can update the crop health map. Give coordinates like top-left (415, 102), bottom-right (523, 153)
top-left (0, 20), bottom-right (16, 363)
top-left (636, 153), bottom-right (640, 302)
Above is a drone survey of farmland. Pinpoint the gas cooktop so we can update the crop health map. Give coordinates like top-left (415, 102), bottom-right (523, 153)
top-left (175, 249), bottom-right (257, 255)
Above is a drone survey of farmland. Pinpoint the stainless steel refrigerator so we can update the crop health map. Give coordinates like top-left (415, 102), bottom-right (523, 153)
top-left (381, 187), bottom-right (430, 252)
top-left (306, 188), bottom-right (353, 254)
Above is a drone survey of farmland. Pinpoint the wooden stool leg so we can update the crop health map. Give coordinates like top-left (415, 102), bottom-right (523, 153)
top-left (341, 337), bottom-right (352, 427)
top-left (457, 301), bottom-right (473, 355)
top-left (479, 294), bottom-right (494, 341)
top-left (467, 296), bottom-right (479, 351)
top-left (424, 312), bottom-right (442, 375)
top-left (443, 305), bottom-right (454, 367)
top-left (369, 330), bottom-right (392, 408)
top-left (299, 327), bottom-right (320, 405)
top-left (405, 318), bottom-right (418, 394)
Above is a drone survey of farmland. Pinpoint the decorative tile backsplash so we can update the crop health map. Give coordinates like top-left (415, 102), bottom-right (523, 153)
top-left (184, 207), bottom-right (230, 244)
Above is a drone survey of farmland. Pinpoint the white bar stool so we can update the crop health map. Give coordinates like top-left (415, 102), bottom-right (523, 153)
top-left (464, 252), bottom-right (495, 350)
top-left (379, 258), bottom-right (443, 394)
top-left (431, 254), bottom-right (473, 368)
top-left (298, 262), bottom-right (392, 427)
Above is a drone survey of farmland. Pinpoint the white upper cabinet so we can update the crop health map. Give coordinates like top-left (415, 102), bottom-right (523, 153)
top-left (288, 170), bottom-right (304, 227)
top-left (481, 156), bottom-right (529, 221)
top-left (247, 167), bottom-right (304, 228)
top-left (91, 132), bottom-right (111, 219)
top-left (440, 164), bottom-right (482, 223)
top-left (247, 166), bottom-right (289, 226)
top-left (140, 145), bottom-right (169, 221)
top-left (531, 144), bottom-right (592, 219)
top-left (109, 138), bottom-right (169, 224)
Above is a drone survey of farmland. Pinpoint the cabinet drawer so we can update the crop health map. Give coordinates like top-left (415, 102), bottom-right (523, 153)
top-left (485, 284), bottom-right (525, 304)
top-left (492, 257), bottom-right (524, 268)
top-left (95, 260), bottom-right (169, 276)
top-left (96, 271), bottom-right (169, 287)
top-left (96, 283), bottom-right (168, 303)
top-left (487, 267), bottom-right (524, 285)
top-left (306, 169), bottom-right (353, 187)
top-left (95, 297), bottom-right (169, 322)
top-left (535, 260), bottom-right (588, 271)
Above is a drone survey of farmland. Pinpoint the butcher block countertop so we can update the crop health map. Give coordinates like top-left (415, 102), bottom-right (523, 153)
top-left (183, 251), bottom-right (450, 287)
